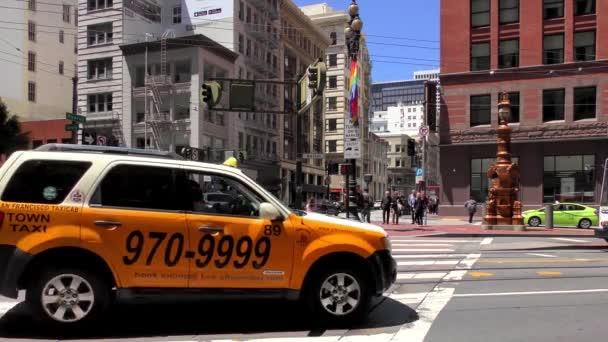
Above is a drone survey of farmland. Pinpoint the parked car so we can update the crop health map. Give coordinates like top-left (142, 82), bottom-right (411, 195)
top-left (522, 203), bottom-right (598, 229)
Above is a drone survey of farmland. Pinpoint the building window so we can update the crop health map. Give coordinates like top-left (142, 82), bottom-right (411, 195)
top-left (239, 1), bottom-right (244, 21)
top-left (328, 75), bottom-right (337, 88)
top-left (88, 0), bottom-right (113, 11)
top-left (499, 39), bottom-right (519, 68)
top-left (238, 34), bottom-right (244, 54)
top-left (173, 6), bottom-right (182, 24)
top-left (87, 23), bottom-right (112, 46)
top-left (544, 155), bottom-right (595, 203)
top-left (88, 58), bottom-right (112, 80)
top-left (574, 31), bottom-right (595, 61)
top-left (544, 0), bottom-right (564, 19)
top-left (471, 42), bottom-right (490, 71)
top-left (543, 34), bottom-right (564, 64)
top-left (328, 54), bottom-right (337, 67)
top-left (59, 61), bottom-right (64, 75)
top-left (63, 4), bottom-right (71, 23)
top-left (28, 0), bottom-right (36, 11)
top-left (471, 0), bottom-right (490, 28)
top-left (246, 6), bottom-right (251, 23)
top-left (28, 82), bottom-right (36, 102)
top-left (575, 0), bottom-right (595, 15)
top-left (330, 32), bottom-right (337, 45)
top-left (543, 88), bottom-right (565, 121)
top-left (509, 92), bottom-right (520, 123)
top-left (574, 86), bottom-right (596, 120)
top-left (326, 119), bottom-right (337, 131)
top-left (28, 21), bottom-right (36, 42)
top-left (470, 94), bottom-right (491, 126)
top-left (327, 140), bottom-right (337, 153)
top-left (246, 39), bottom-right (251, 56)
top-left (472, 158), bottom-right (519, 201)
top-left (88, 93), bottom-right (113, 113)
top-left (74, 35), bottom-right (77, 54)
top-left (59, 30), bottom-right (64, 43)
top-left (28, 51), bottom-right (36, 72)
top-left (327, 97), bottom-right (337, 111)
top-left (499, 0), bottom-right (519, 24)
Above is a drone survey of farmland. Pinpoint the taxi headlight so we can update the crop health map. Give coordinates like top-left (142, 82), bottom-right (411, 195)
top-left (381, 236), bottom-right (391, 252)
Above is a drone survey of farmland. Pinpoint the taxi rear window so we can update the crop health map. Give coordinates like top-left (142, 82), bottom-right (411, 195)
top-left (1, 160), bottom-right (91, 204)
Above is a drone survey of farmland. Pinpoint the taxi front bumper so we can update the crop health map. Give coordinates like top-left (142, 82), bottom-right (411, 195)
top-left (367, 250), bottom-right (397, 296)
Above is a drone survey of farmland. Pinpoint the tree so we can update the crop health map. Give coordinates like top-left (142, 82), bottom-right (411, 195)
top-left (0, 98), bottom-right (29, 156)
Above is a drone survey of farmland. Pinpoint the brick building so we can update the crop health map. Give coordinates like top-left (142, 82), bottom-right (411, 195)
top-left (440, 0), bottom-right (608, 216)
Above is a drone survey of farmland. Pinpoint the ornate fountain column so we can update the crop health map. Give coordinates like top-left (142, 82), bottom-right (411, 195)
top-left (483, 92), bottom-right (524, 228)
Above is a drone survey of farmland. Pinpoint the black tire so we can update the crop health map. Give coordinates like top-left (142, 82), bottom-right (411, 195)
top-left (26, 266), bottom-right (111, 330)
top-left (528, 217), bottom-right (541, 227)
top-left (579, 219), bottom-right (592, 229)
top-left (305, 265), bottom-right (371, 327)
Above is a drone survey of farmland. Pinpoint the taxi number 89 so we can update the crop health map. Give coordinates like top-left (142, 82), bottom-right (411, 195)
top-left (122, 231), bottom-right (272, 269)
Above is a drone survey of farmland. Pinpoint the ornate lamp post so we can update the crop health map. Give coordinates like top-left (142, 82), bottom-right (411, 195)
top-left (344, 0), bottom-right (363, 219)
top-left (483, 92), bottom-right (524, 228)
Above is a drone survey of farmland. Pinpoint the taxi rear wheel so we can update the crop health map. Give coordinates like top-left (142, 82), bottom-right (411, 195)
top-left (307, 266), bottom-right (370, 326)
top-left (26, 266), bottom-right (110, 329)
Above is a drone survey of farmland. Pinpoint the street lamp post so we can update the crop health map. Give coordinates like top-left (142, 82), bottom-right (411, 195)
top-left (345, 0), bottom-right (363, 220)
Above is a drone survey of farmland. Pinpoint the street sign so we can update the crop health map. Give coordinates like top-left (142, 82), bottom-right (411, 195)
top-left (83, 132), bottom-right (95, 145)
top-left (96, 135), bottom-right (107, 146)
top-left (66, 112), bottom-right (86, 124)
top-left (419, 126), bottom-right (429, 137)
top-left (65, 123), bottom-right (78, 131)
top-left (344, 139), bottom-right (361, 159)
top-left (302, 153), bottom-right (324, 159)
top-left (416, 168), bottom-right (423, 177)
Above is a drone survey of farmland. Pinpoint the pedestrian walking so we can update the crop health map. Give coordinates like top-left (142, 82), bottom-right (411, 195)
top-left (306, 197), bottom-right (316, 212)
top-left (464, 196), bottom-right (478, 223)
top-left (360, 191), bottom-right (372, 223)
top-left (408, 190), bottom-right (417, 224)
top-left (414, 193), bottom-right (425, 226)
top-left (381, 191), bottom-right (392, 224)
top-left (391, 192), bottom-right (400, 225)
top-left (421, 191), bottom-right (429, 225)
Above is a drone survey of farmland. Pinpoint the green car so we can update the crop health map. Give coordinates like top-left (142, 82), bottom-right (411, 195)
top-left (522, 203), bottom-right (598, 229)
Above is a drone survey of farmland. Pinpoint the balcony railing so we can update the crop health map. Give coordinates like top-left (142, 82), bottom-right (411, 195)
top-left (145, 75), bottom-right (172, 86)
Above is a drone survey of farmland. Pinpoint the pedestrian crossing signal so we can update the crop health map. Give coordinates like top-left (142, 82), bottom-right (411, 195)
top-left (340, 163), bottom-right (351, 175)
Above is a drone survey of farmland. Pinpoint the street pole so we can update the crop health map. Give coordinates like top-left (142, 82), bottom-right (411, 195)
top-left (144, 34), bottom-right (149, 150)
top-left (71, 75), bottom-right (78, 144)
top-left (295, 93), bottom-right (303, 210)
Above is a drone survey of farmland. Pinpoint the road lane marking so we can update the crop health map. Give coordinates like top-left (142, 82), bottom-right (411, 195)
top-left (391, 243), bottom-right (454, 247)
top-left (389, 292), bottom-right (429, 303)
top-left (391, 287), bottom-right (455, 342)
top-left (528, 253), bottom-right (557, 258)
top-left (392, 254), bottom-right (468, 259)
top-left (468, 271), bottom-right (494, 277)
top-left (392, 248), bottom-right (455, 252)
top-left (390, 239), bottom-right (479, 243)
top-left (397, 260), bottom-right (460, 266)
top-left (443, 253), bottom-right (481, 281)
top-left (397, 272), bottom-right (447, 280)
top-left (480, 237), bottom-right (493, 245)
top-left (552, 237), bottom-right (590, 243)
top-left (537, 271), bottom-right (562, 276)
top-left (477, 258), bottom-right (595, 264)
top-left (454, 288), bottom-right (608, 298)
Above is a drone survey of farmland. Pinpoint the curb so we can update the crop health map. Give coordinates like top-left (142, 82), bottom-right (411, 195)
top-left (431, 232), bottom-right (598, 238)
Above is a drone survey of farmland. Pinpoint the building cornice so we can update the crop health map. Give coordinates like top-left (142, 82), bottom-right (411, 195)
top-left (281, 1), bottom-right (331, 47)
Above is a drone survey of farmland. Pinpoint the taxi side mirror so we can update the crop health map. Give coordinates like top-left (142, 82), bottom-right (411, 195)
top-left (260, 202), bottom-right (282, 221)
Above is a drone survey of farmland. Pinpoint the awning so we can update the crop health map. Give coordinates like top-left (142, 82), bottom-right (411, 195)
top-left (302, 184), bottom-right (327, 194)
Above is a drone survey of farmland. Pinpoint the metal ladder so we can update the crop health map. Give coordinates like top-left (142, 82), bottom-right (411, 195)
top-left (111, 111), bottom-right (124, 147)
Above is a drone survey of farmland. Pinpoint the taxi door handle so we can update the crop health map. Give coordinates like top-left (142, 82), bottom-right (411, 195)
top-left (198, 226), bottom-right (224, 234)
top-left (94, 220), bottom-right (122, 228)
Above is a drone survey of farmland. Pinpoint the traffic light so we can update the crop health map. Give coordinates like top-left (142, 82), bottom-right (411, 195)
top-left (238, 151), bottom-right (246, 162)
top-left (201, 81), bottom-right (223, 108)
top-left (407, 139), bottom-right (416, 156)
top-left (308, 65), bottom-right (318, 90)
top-left (339, 163), bottom-right (351, 175)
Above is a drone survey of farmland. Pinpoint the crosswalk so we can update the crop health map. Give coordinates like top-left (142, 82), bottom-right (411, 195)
top-left (0, 236), bottom-right (488, 342)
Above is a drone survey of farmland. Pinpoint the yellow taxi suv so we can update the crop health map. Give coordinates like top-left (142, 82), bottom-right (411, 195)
top-left (0, 144), bottom-right (396, 328)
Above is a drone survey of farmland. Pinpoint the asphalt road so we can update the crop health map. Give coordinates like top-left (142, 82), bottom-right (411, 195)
top-left (0, 235), bottom-right (606, 341)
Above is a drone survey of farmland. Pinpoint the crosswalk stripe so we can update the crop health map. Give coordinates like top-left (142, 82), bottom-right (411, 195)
top-left (397, 272), bottom-right (447, 280)
top-left (392, 248), bottom-right (455, 252)
top-left (392, 254), bottom-right (468, 259)
top-left (392, 243), bottom-right (454, 247)
top-left (390, 239), bottom-right (480, 243)
top-left (397, 260), bottom-right (460, 266)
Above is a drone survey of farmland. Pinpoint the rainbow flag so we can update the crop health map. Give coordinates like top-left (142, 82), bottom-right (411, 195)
top-left (349, 59), bottom-right (359, 126)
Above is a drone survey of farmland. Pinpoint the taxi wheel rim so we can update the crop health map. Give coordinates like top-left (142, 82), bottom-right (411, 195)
top-left (41, 274), bottom-right (95, 323)
top-left (529, 217), bottom-right (540, 226)
top-left (580, 219), bottom-right (591, 229)
top-left (319, 273), bottom-right (361, 316)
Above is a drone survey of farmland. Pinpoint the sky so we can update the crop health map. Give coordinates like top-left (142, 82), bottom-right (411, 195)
top-left (294, 0), bottom-right (440, 82)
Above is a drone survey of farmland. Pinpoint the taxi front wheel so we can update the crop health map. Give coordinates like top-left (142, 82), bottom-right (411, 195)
top-left (26, 266), bottom-right (111, 329)
top-left (306, 266), bottom-right (371, 325)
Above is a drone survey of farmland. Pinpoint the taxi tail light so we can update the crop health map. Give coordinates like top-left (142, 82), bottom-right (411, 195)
top-left (0, 211), bottom-right (4, 228)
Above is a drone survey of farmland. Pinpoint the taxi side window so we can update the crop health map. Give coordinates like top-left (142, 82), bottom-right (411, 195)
top-left (2, 160), bottom-right (91, 204)
top-left (91, 164), bottom-right (179, 211)
top-left (180, 171), bottom-right (264, 218)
